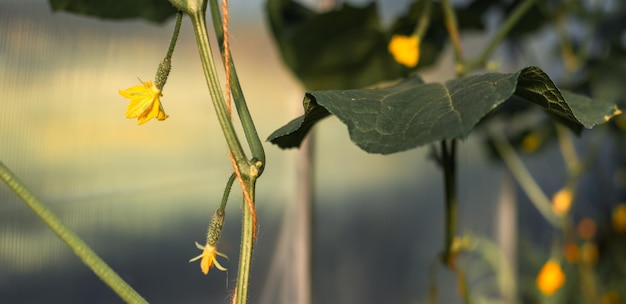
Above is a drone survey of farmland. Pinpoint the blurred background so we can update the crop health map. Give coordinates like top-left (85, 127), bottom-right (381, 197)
top-left (1, 0), bottom-right (625, 303)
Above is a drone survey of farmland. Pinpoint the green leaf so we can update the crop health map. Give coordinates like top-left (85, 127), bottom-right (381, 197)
top-left (48, 0), bottom-right (177, 24)
top-left (269, 95), bottom-right (331, 149)
top-left (514, 66), bottom-right (583, 134)
top-left (562, 91), bottom-right (622, 128)
top-left (266, 0), bottom-right (404, 90)
top-left (268, 66), bottom-right (620, 154)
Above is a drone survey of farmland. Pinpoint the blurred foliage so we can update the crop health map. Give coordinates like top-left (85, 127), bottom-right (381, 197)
top-left (265, 0), bottom-right (501, 90)
top-left (266, 0), bottom-right (405, 90)
top-left (48, 0), bottom-right (177, 23)
top-left (389, 0), bottom-right (485, 68)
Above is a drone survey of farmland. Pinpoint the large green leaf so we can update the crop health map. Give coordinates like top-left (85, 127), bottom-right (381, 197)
top-left (48, 0), bottom-right (177, 24)
top-left (268, 66), bottom-right (621, 154)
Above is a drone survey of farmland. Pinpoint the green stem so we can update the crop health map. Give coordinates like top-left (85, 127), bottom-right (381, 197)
top-left (413, 0), bottom-right (432, 39)
top-left (188, 8), bottom-right (248, 169)
top-left (555, 124), bottom-right (580, 177)
top-left (441, 140), bottom-right (457, 265)
top-left (441, 0), bottom-right (464, 69)
top-left (489, 128), bottom-right (564, 228)
top-left (0, 162), bottom-right (147, 304)
top-left (220, 173), bottom-right (237, 211)
top-left (235, 178), bottom-right (256, 304)
top-left (166, 12), bottom-right (183, 59)
top-left (466, 0), bottom-right (538, 71)
top-left (178, 4), bottom-right (260, 303)
top-left (208, 0), bottom-right (266, 169)
top-left (155, 12), bottom-right (182, 90)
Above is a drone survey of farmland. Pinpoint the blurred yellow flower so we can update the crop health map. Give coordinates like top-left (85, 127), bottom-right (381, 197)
top-left (388, 35), bottom-right (420, 68)
top-left (119, 80), bottom-right (169, 125)
top-left (536, 259), bottom-right (565, 295)
top-left (189, 242), bottom-right (227, 275)
top-left (612, 203), bottom-right (626, 233)
top-left (552, 188), bottom-right (573, 216)
top-left (521, 132), bottom-right (541, 153)
top-left (601, 290), bottom-right (621, 304)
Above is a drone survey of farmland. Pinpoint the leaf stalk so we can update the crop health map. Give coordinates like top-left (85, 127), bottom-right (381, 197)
top-left (441, 139), bottom-right (458, 265)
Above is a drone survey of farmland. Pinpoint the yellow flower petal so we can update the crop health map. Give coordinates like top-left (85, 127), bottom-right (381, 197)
top-left (189, 242), bottom-right (227, 275)
top-left (119, 80), bottom-right (168, 125)
top-left (536, 259), bottom-right (565, 295)
top-left (388, 35), bottom-right (420, 68)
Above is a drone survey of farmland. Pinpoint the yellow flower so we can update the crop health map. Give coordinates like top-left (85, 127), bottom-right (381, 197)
top-left (612, 203), bottom-right (626, 233)
top-left (388, 35), bottom-right (420, 68)
top-left (552, 188), bottom-right (573, 216)
top-left (189, 242), bottom-right (227, 275)
top-left (536, 259), bottom-right (565, 296)
top-left (521, 132), bottom-right (541, 153)
top-left (119, 80), bottom-right (169, 125)
top-left (601, 290), bottom-right (621, 304)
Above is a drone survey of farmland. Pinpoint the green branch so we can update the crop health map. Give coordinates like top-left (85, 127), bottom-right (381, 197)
top-left (235, 178), bottom-right (256, 303)
top-left (414, 0), bottom-right (432, 39)
top-left (441, 0), bottom-right (465, 75)
top-left (489, 128), bottom-right (564, 228)
top-left (466, 0), bottom-right (538, 71)
top-left (168, 2), bottom-right (260, 303)
top-left (209, 0), bottom-right (266, 170)
top-left (187, 5), bottom-right (248, 169)
top-left (0, 162), bottom-right (147, 304)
